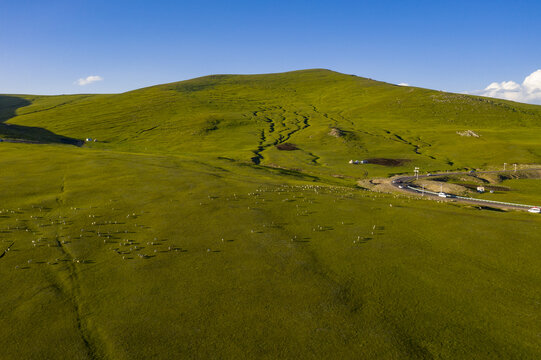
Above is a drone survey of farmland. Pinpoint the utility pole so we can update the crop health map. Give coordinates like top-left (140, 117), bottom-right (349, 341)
top-left (414, 167), bottom-right (419, 180)
top-left (504, 163), bottom-right (507, 171)
top-left (514, 163), bottom-right (517, 173)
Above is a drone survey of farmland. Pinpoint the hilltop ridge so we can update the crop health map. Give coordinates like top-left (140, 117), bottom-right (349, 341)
top-left (1, 69), bottom-right (541, 180)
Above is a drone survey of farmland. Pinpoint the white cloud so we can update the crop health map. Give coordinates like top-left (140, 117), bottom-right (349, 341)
top-left (468, 69), bottom-right (541, 105)
top-left (76, 75), bottom-right (103, 86)
top-left (398, 82), bottom-right (410, 86)
top-left (523, 70), bottom-right (541, 93)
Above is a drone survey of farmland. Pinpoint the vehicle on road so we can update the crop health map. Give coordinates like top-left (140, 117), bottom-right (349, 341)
top-left (392, 168), bottom-right (541, 213)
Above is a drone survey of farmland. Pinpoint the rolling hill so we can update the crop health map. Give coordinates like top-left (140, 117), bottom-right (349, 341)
top-left (3, 69), bottom-right (541, 180)
top-left (1, 69), bottom-right (541, 359)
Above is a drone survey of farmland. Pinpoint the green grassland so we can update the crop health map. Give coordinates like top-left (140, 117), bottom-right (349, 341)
top-left (421, 171), bottom-right (541, 206)
top-left (475, 177), bottom-right (541, 206)
top-left (1, 70), bottom-right (541, 359)
top-left (3, 69), bottom-right (541, 178)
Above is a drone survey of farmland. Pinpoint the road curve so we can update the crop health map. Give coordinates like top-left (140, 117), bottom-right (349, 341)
top-left (390, 169), bottom-right (541, 212)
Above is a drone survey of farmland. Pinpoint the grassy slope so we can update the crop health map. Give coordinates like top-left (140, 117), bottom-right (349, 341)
top-left (476, 178), bottom-right (541, 205)
top-left (4, 69), bottom-right (541, 178)
top-left (1, 70), bottom-right (541, 359)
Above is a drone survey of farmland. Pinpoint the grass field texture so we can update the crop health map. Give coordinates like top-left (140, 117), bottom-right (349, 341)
top-left (1, 70), bottom-right (541, 359)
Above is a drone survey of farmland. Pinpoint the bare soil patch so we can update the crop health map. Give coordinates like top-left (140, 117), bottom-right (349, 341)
top-left (328, 127), bottom-right (344, 137)
top-left (457, 130), bottom-right (480, 137)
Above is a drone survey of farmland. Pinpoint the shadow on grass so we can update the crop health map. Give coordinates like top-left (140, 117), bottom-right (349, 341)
top-left (0, 95), bottom-right (83, 146)
top-left (476, 206), bottom-right (507, 212)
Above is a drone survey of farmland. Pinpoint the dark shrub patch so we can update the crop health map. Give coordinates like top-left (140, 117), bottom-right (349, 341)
top-left (276, 143), bottom-right (299, 151)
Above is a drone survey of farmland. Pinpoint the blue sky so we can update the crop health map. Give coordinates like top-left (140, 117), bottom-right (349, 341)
top-left (1, 0), bottom-right (541, 103)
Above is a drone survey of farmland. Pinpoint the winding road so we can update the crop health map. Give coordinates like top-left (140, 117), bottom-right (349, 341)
top-left (390, 169), bottom-right (541, 212)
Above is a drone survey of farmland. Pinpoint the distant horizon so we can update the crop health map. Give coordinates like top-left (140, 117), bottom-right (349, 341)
top-left (2, 1), bottom-right (540, 104)
top-left (2, 68), bottom-right (540, 106)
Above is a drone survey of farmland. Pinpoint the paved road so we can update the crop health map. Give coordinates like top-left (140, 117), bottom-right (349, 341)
top-left (390, 169), bottom-right (541, 212)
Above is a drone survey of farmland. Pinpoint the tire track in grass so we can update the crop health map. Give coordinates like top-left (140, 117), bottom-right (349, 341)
top-left (309, 104), bottom-right (341, 127)
top-left (308, 104), bottom-right (438, 163)
top-left (47, 174), bottom-right (105, 359)
top-left (7, 178), bottom-right (102, 358)
top-left (14, 95), bottom-right (96, 118)
top-left (44, 264), bottom-right (100, 360)
top-left (386, 131), bottom-right (435, 159)
top-left (0, 241), bottom-right (14, 259)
